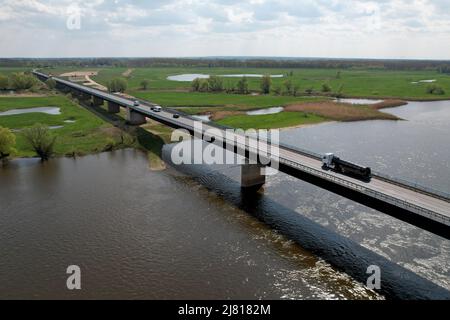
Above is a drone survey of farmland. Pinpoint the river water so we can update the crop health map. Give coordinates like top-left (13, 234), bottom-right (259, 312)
top-left (0, 101), bottom-right (449, 299)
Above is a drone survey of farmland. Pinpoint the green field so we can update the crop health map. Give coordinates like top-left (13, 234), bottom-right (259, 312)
top-left (0, 95), bottom-right (122, 157)
top-left (70, 67), bottom-right (450, 100)
top-left (217, 112), bottom-right (325, 130)
top-left (131, 91), bottom-right (324, 109)
top-left (3, 66), bottom-right (450, 100)
top-left (3, 65), bottom-right (447, 153)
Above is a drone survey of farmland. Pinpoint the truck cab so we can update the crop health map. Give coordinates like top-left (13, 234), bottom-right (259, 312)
top-left (322, 153), bottom-right (335, 168)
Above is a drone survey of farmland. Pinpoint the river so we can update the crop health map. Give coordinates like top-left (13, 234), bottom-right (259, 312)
top-left (0, 101), bottom-right (449, 299)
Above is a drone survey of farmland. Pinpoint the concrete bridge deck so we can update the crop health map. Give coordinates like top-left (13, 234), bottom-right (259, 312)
top-left (33, 71), bottom-right (450, 239)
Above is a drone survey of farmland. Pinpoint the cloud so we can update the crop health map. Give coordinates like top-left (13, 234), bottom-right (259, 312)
top-left (0, 0), bottom-right (449, 58)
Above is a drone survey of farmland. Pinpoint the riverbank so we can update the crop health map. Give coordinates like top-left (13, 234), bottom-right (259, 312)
top-left (0, 95), bottom-right (136, 158)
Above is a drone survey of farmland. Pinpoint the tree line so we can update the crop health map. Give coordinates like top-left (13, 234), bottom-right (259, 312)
top-left (2, 57), bottom-right (450, 71)
top-left (191, 75), bottom-right (343, 97)
top-left (0, 72), bottom-right (39, 91)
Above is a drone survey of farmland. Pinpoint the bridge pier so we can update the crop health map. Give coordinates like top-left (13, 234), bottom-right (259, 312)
top-left (55, 82), bottom-right (66, 91)
top-left (93, 96), bottom-right (104, 106)
top-left (81, 92), bottom-right (92, 101)
top-left (241, 162), bottom-right (266, 190)
top-left (126, 107), bottom-right (146, 125)
top-left (107, 101), bottom-right (121, 114)
top-left (77, 91), bottom-right (91, 102)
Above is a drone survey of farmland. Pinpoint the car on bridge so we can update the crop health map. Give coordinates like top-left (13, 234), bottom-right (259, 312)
top-left (152, 105), bottom-right (162, 112)
top-left (133, 100), bottom-right (140, 107)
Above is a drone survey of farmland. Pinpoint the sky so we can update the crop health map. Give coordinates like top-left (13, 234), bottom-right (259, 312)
top-left (1, 0), bottom-right (450, 59)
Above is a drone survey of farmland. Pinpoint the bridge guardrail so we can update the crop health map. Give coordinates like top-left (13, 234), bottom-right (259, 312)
top-left (278, 157), bottom-right (450, 226)
top-left (372, 171), bottom-right (450, 203)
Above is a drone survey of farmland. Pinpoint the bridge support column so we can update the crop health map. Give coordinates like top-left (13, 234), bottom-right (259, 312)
top-left (55, 82), bottom-right (65, 90)
top-left (241, 162), bottom-right (266, 190)
top-left (107, 101), bottom-right (121, 114)
top-left (126, 107), bottom-right (146, 125)
top-left (93, 96), bottom-right (104, 106)
top-left (79, 92), bottom-right (91, 102)
top-left (71, 89), bottom-right (82, 98)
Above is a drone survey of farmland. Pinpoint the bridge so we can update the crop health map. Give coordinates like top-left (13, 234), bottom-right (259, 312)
top-left (33, 71), bottom-right (450, 240)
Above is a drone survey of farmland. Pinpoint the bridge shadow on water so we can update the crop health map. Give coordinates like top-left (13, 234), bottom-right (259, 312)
top-left (162, 144), bottom-right (450, 300)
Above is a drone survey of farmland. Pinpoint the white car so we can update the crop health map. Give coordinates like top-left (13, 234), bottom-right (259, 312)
top-left (133, 100), bottom-right (140, 107)
top-left (153, 105), bottom-right (162, 112)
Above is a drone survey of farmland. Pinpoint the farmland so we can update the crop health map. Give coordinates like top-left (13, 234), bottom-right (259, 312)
top-left (1, 65), bottom-right (448, 152)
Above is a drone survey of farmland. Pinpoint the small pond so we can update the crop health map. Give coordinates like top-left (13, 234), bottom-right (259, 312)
top-left (0, 107), bottom-right (61, 116)
top-left (334, 98), bottom-right (384, 105)
top-left (246, 107), bottom-right (284, 115)
top-left (167, 74), bottom-right (284, 81)
top-left (167, 74), bottom-right (210, 82)
top-left (192, 115), bottom-right (211, 122)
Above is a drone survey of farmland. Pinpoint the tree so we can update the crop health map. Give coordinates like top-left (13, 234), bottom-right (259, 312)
top-left (283, 79), bottom-right (293, 95)
top-left (0, 126), bottom-right (16, 161)
top-left (9, 73), bottom-right (36, 91)
top-left (335, 84), bottom-right (345, 98)
top-left (22, 124), bottom-right (56, 161)
top-left (140, 79), bottom-right (150, 90)
top-left (191, 78), bottom-right (201, 92)
top-left (305, 87), bottom-right (314, 95)
top-left (107, 78), bottom-right (127, 93)
top-left (236, 76), bottom-right (249, 94)
top-left (260, 75), bottom-right (271, 94)
top-left (272, 86), bottom-right (281, 95)
top-left (336, 71), bottom-right (342, 79)
top-left (199, 79), bottom-right (209, 92)
top-left (293, 85), bottom-right (300, 97)
top-left (321, 83), bottom-right (332, 93)
top-left (0, 74), bottom-right (8, 90)
top-left (207, 75), bottom-right (223, 92)
top-left (426, 84), bottom-right (445, 95)
top-left (438, 65), bottom-right (450, 74)
top-left (45, 78), bottom-right (57, 89)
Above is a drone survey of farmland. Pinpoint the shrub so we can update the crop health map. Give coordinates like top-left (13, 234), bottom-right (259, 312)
top-left (335, 84), bottom-right (345, 98)
top-left (272, 86), bottom-right (281, 95)
top-left (283, 79), bottom-right (293, 95)
top-left (207, 75), bottom-right (223, 92)
top-left (426, 84), bottom-right (445, 95)
top-left (191, 78), bottom-right (201, 92)
top-left (199, 79), bottom-right (209, 92)
top-left (140, 79), bottom-right (150, 90)
top-left (106, 78), bottom-right (127, 93)
top-left (45, 78), bottom-right (57, 89)
top-left (321, 83), bottom-right (332, 93)
top-left (260, 75), bottom-right (271, 94)
top-left (0, 74), bottom-right (8, 90)
top-left (236, 76), bottom-right (249, 94)
top-left (22, 124), bottom-right (56, 161)
top-left (0, 126), bottom-right (16, 160)
top-left (9, 73), bottom-right (36, 91)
